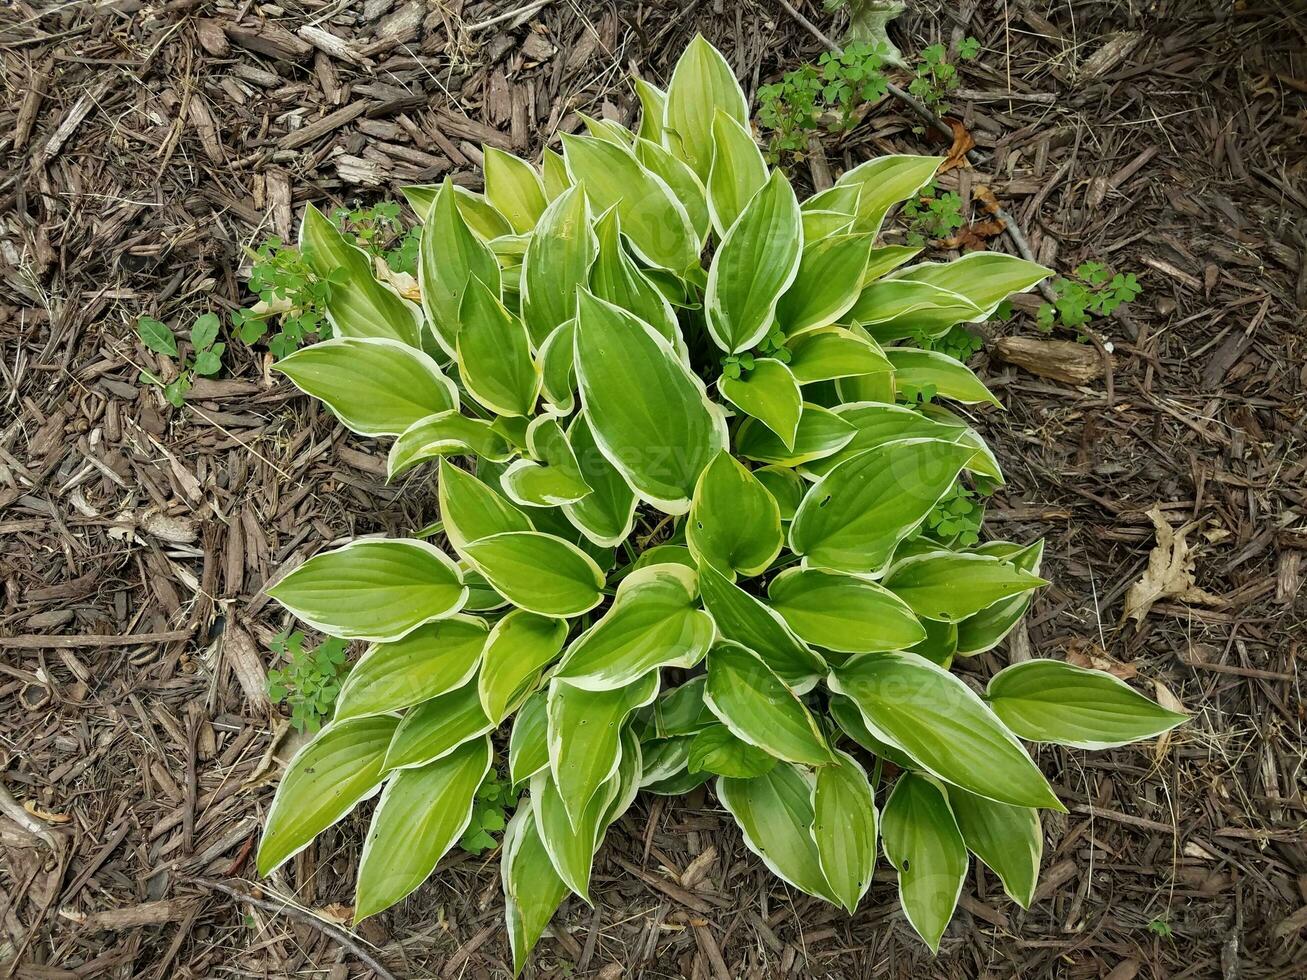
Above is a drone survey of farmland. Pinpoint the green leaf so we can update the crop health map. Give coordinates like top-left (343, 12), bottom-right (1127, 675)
top-left (955, 541), bottom-right (1044, 655)
top-left (687, 724), bottom-right (777, 777)
top-left (509, 691), bottom-right (550, 785)
top-left (705, 170), bottom-right (803, 353)
top-left (827, 693), bottom-right (916, 770)
top-left (801, 403), bottom-right (966, 479)
top-left (521, 185), bottom-right (597, 348)
top-left (834, 155), bottom-right (944, 236)
top-left (562, 414), bottom-right (638, 548)
top-left (416, 181), bottom-right (503, 356)
top-left (562, 133), bottom-right (697, 273)
top-left (718, 358), bottom-right (803, 450)
top-left (884, 551), bottom-right (1045, 623)
top-left (192, 347), bottom-right (223, 376)
top-left (355, 736), bottom-right (491, 919)
top-left (633, 136), bottom-right (711, 244)
top-left (500, 415), bottom-right (592, 507)
top-left (541, 147), bottom-right (571, 200)
top-left (388, 411), bottom-right (514, 480)
top-left (334, 617), bottom-right (488, 720)
top-left (886, 348), bottom-right (1001, 407)
top-left (734, 402), bottom-right (856, 467)
top-left (753, 465), bottom-right (805, 522)
top-left (578, 111), bottom-right (633, 145)
top-left (880, 772), bottom-right (967, 952)
top-left (706, 110), bottom-right (767, 237)
top-left (190, 312), bottom-right (220, 352)
top-left (137, 316), bottom-right (177, 357)
top-left (268, 538), bottom-right (467, 642)
top-left (436, 458), bottom-right (534, 551)
top-left (947, 785), bottom-right (1041, 909)
top-left (537, 320), bottom-right (577, 414)
top-left (861, 244), bottom-right (924, 287)
top-left (786, 327), bottom-right (890, 384)
top-left (462, 531), bottom-right (605, 617)
top-left (663, 33), bottom-right (750, 181)
top-left (502, 797), bottom-right (570, 976)
top-left (484, 147), bottom-right (547, 233)
top-left (776, 234), bottom-right (874, 337)
top-left (257, 715), bottom-right (398, 874)
top-left (274, 337), bottom-right (457, 437)
top-left (383, 678), bottom-right (493, 771)
top-left (812, 750), bottom-right (878, 914)
top-left (403, 185), bottom-right (512, 239)
top-left (986, 660), bottom-right (1189, 749)
top-left (456, 277), bottom-right (540, 417)
top-left (574, 289), bottom-right (727, 515)
top-left (767, 567), bottom-right (925, 653)
top-left (531, 766), bottom-right (617, 904)
top-left (548, 671), bottom-right (659, 826)
top-left (717, 763), bottom-right (841, 904)
top-left (705, 641), bottom-right (832, 766)
top-left (893, 253), bottom-right (1051, 317)
top-left (634, 77), bottom-right (667, 143)
top-left (555, 563), bottom-right (711, 690)
top-left (687, 452), bottom-right (783, 580)
top-left (844, 279), bottom-right (982, 343)
top-left (649, 675), bottom-right (715, 738)
top-left (828, 652), bottom-right (1063, 809)
top-left (697, 561), bottom-right (826, 692)
top-left (789, 438), bottom-right (975, 574)
top-left (478, 610), bottom-right (567, 724)
top-left (800, 208), bottom-right (854, 241)
top-left (300, 204), bottom-right (424, 348)
top-left (588, 207), bottom-right (680, 350)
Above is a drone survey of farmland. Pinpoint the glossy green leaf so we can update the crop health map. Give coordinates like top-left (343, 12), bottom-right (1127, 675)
top-left (834, 155), bottom-right (944, 236)
top-left (827, 693), bottom-right (916, 770)
top-left (478, 611), bottom-right (568, 723)
top-left (885, 551), bottom-right (1046, 623)
top-left (812, 750), bottom-right (878, 913)
top-left (717, 763), bottom-right (841, 904)
top-left (947, 785), bottom-right (1041, 909)
top-left (462, 531), bottom-right (605, 617)
top-left (521, 185), bottom-right (597, 347)
top-left (548, 671), bottom-right (659, 826)
top-left (753, 465), bottom-right (805, 521)
top-left (556, 563), bottom-right (712, 689)
top-left (786, 326), bottom-right (891, 384)
top-left (718, 358), bottom-right (803, 449)
top-left (418, 180), bottom-right (502, 356)
top-left (403, 185), bottom-right (513, 239)
top-left (687, 724), bottom-right (777, 778)
top-left (510, 691), bottom-right (550, 785)
top-left (388, 411), bottom-right (513, 480)
top-left (274, 338), bottom-right (457, 438)
top-left (257, 715), bottom-right (398, 875)
top-left (298, 204), bottom-right (424, 347)
top-left (563, 133), bottom-right (698, 273)
top-left (499, 415), bottom-right (591, 507)
top-left (697, 561), bottom-right (826, 692)
top-left (383, 679), bottom-right (493, 771)
top-left (986, 660), bottom-right (1189, 749)
top-left (589, 207), bottom-right (680, 348)
top-left (735, 402), bottom-right (856, 467)
top-left (705, 170), bottom-right (803, 353)
top-left (502, 798), bottom-right (570, 976)
top-left (687, 452), bottom-right (783, 579)
top-left (355, 736), bottom-right (491, 919)
top-left (880, 772), bottom-right (967, 952)
top-left (574, 289), bottom-right (727, 514)
top-left (789, 438), bottom-right (975, 574)
top-left (649, 675), bottom-right (714, 738)
top-left (704, 641), bottom-right (832, 766)
top-left (484, 147), bottom-right (547, 233)
top-left (663, 33), bottom-right (749, 180)
top-left (541, 147), bottom-right (571, 200)
top-left (707, 110), bottom-right (767, 237)
top-left (634, 78), bottom-right (667, 142)
top-left (829, 652), bottom-right (1063, 809)
top-left (801, 208), bottom-right (854, 241)
top-left (886, 348), bottom-right (1001, 407)
top-left (767, 567), bottom-right (925, 653)
top-left (457, 276), bottom-right (540, 417)
top-left (562, 414), bottom-right (638, 548)
top-left (776, 233), bottom-right (873, 336)
top-left (633, 135), bottom-right (711, 244)
top-left (861, 244), bottom-right (923, 287)
top-left (268, 538), bottom-right (467, 642)
top-left (335, 617), bottom-right (488, 720)
top-left (800, 402), bottom-right (965, 479)
top-left (436, 458), bottom-right (534, 550)
top-left (955, 541), bottom-right (1044, 655)
top-left (844, 280), bottom-right (982, 342)
top-left (532, 766), bottom-right (617, 904)
top-left (893, 253), bottom-right (1051, 317)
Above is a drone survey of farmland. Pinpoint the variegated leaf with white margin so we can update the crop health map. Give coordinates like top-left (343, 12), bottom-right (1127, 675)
top-left (704, 641), bottom-right (833, 766)
top-left (509, 691), bottom-right (550, 786)
top-left (382, 677), bottom-right (493, 772)
top-left (955, 540), bottom-right (1043, 655)
top-left (886, 348), bottom-right (1002, 407)
top-left (706, 109), bottom-right (767, 237)
top-left (402, 184), bottom-right (511, 239)
top-left (828, 652), bottom-right (1064, 809)
top-left (257, 715), bottom-right (398, 874)
top-left (418, 179), bottom-right (501, 357)
top-left (786, 326), bottom-right (891, 384)
top-left (767, 566), bottom-right (925, 653)
top-left (844, 279), bottom-right (982, 342)
top-left (775, 233), bottom-right (874, 337)
top-left (880, 771), bottom-right (967, 952)
top-left (532, 762), bottom-right (619, 903)
top-left (267, 538), bottom-right (467, 642)
top-left (548, 671), bottom-right (660, 827)
top-left (860, 244), bottom-right (923, 288)
top-left (483, 147), bottom-right (547, 233)
top-left (686, 452), bottom-right (783, 579)
top-left (462, 531), bottom-right (605, 618)
top-left (718, 358), bottom-right (803, 450)
top-left (554, 563), bottom-right (713, 690)
top-left (833, 154), bottom-right (944, 237)
top-left (478, 610), bottom-right (567, 724)
top-left (985, 659), bottom-right (1188, 750)
top-left (562, 414), bottom-right (638, 548)
top-left (501, 797), bottom-right (569, 976)
top-left (456, 276), bottom-right (540, 417)
top-left (686, 724), bottom-right (778, 778)
top-left (662, 33), bottom-right (749, 181)
top-left (634, 77), bottom-right (666, 142)
top-left (574, 289), bottom-right (727, 515)
top-left (883, 551), bottom-right (1046, 623)
top-left (588, 207), bottom-right (681, 352)
top-left (947, 784), bottom-right (1042, 909)
top-left (499, 415), bottom-right (592, 507)
top-left (717, 763), bottom-right (842, 905)
top-left (274, 337), bottom-right (457, 438)
top-left (541, 147), bottom-right (571, 201)
top-left (633, 135), bottom-right (711, 245)
top-left (800, 402), bottom-right (970, 479)
top-left (891, 252), bottom-right (1051, 318)
top-left (521, 185), bottom-right (597, 348)
top-left (298, 204), bottom-right (424, 348)
top-left (436, 458), bottom-right (535, 550)
top-left (705, 170), bottom-right (803, 353)
top-left (334, 616), bottom-right (488, 721)
top-left (387, 411), bottom-right (514, 481)
top-left (812, 749), bottom-right (878, 914)
top-left (355, 735), bottom-right (491, 919)
top-left (734, 402), bottom-right (856, 468)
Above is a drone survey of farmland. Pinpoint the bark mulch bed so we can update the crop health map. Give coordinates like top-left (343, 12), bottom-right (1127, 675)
top-left (1, 1), bottom-right (1304, 977)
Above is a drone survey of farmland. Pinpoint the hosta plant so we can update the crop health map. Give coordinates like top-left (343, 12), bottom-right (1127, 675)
top-left (256, 36), bottom-right (1188, 969)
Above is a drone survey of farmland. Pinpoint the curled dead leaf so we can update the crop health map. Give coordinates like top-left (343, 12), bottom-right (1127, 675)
top-left (938, 119), bottom-right (976, 174)
top-left (1152, 679), bottom-right (1186, 761)
top-left (1123, 507), bottom-right (1223, 627)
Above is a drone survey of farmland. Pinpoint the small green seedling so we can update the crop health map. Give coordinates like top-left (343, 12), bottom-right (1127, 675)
top-left (231, 238), bottom-right (341, 360)
top-left (1037, 261), bottom-right (1142, 335)
top-left (1147, 917), bottom-right (1175, 940)
top-left (907, 37), bottom-right (980, 127)
top-left (266, 630), bottom-right (349, 733)
top-left (459, 767), bottom-right (516, 854)
top-left (136, 313), bottom-right (226, 407)
top-left (758, 41), bottom-right (888, 160)
top-left (332, 201), bottom-right (422, 277)
top-left (902, 185), bottom-right (964, 246)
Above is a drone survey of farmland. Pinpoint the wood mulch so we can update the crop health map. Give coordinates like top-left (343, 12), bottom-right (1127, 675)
top-left (1, 1), bottom-right (1304, 977)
